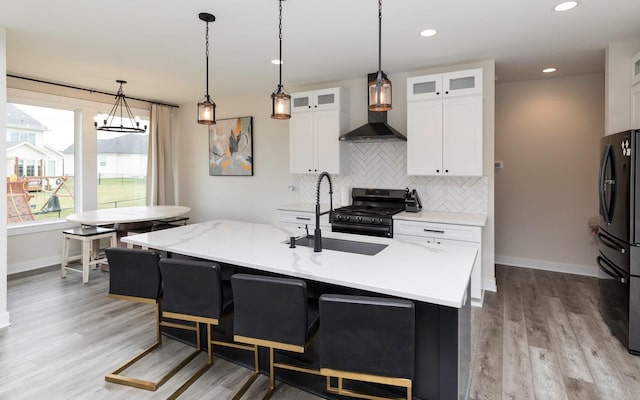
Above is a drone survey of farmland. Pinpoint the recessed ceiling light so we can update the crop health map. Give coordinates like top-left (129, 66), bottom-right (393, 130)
top-left (419, 29), bottom-right (437, 37)
top-left (553, 1), bottom-right (579, 12)
top-left (543, 67), bottom-right (557, 73)
top-left (271, 59), bottom-right (283, 65)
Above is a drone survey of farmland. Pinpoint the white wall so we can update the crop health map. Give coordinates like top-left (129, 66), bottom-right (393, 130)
top-left (1, 26), bottom-right (11, 328)
top-left (177, 95), bottom-right (300, 224)
top-left (495, 74), bottom-right (604, 276)
top-left (606, 39), bottom-right (640, 135)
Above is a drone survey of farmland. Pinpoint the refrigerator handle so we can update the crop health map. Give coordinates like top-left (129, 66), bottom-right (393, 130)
top-left (597, 231), bottom-right (626, 254)
top-left (597, 255), bottom-right (627, 284)
top-left (599, 144), bottom-right (614, 224)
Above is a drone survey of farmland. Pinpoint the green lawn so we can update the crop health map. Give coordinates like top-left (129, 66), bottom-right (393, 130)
top-left (27, 177), bottom-right (146, 221)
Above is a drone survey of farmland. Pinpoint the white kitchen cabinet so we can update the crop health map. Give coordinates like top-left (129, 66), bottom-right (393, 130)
top-left (289, 87), bottom-right (349, 175)
top-left (277, 210), bottom-right (330, 233)
top-left (394, 219), bottom-right (483, 306)
top-left (407, 68), bottom-right (483, 177)
top-left (632, 82), bottom-right (640, 129)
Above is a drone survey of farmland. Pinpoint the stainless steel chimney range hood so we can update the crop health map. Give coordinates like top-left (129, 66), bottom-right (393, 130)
top-left (339, 73), bottom-right (407, 142)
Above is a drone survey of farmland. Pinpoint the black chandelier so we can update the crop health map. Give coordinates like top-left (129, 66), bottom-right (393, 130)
top-left (271, 0), bottom-right (291, 119)
top-left (368, 0), bottom-right (392, 111)
top-left (95, 80), bottom-right (147, 133)
top-left (197, 12), bottom-right (217, 125)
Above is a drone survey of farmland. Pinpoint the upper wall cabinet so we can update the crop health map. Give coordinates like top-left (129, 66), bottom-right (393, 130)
top-left (289, 87), bottom-right (349, 175)
top-left (632, 50), bottom-right (640, 87)
top-left (407, 68), bottom-right (483, 177)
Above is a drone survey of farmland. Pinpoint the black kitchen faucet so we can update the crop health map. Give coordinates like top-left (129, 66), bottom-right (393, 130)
top-left (314, 172), bottom-right (333, 252)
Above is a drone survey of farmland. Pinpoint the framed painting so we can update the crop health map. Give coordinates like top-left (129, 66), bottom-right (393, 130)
top-left (209, 116), bottom-right (253, 176)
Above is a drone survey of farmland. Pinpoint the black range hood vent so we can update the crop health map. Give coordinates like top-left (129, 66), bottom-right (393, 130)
top-left (339, 73), bottom-right (407, 142)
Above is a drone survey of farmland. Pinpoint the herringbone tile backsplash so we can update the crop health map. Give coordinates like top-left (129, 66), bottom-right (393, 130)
top-left (297, 142), bottom-right (488, 214)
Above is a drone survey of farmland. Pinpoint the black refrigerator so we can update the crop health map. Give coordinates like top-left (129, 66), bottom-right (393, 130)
top-left (598, 129), bottom-right (640, 355)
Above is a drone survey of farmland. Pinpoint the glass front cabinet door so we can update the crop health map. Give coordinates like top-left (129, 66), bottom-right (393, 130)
top-left (633, 50), bottom-right (640, 87)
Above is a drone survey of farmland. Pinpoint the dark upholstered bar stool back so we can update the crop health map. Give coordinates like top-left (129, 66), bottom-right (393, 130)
top-left (231, 273), bottom-right (320, 400)
top-left (104, 247), bottom-right (197, 392)
top-left (319, 294), bottom-right (415, 400)
top-left (159, 259), bottom-right (259, 400)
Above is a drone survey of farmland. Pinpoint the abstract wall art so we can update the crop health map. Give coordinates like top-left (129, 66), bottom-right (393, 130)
top-left (209, 116), bottom-right (253, 176)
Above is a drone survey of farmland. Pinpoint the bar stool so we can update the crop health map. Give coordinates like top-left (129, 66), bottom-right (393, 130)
top-left (158, 258), bottom-right (259, 400)
top-left (318, 294), bottom-right (415, 400)
top-left (104, 248), bottom-right (200, 392)
top-left (230, 273), bottom-right (321, 400)
top-left (61, 226), bottom-right (117, 283)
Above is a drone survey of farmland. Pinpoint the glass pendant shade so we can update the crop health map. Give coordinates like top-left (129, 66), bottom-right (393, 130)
top-left (197, 96), bottom-right (216, 125)
top-left (271, 86), bottom-right (291, 119)
top-left (368, 73), bottom-right (392, 111)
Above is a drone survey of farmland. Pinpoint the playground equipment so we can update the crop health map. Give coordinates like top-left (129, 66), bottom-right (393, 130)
top-left (6, 175), bottom-right (74, 222)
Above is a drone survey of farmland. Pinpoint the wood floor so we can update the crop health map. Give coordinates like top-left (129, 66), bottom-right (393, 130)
top-left (1, 264), bottom-right (639, 399)
top-left (469, 265), bottom-right (640, 400)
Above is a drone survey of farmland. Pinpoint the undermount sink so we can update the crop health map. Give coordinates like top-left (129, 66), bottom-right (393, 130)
top-left (286, 235), bottom-right (387, 256)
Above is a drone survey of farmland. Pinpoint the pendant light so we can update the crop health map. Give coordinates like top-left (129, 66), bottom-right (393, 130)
top-left (197, 12), bottom-right (216, 125)
top-left (271, 0), bottom-right (291, 119)
top-left (368, 0), bottom-right (392, 111)
top-left (94, 80), bottom-right (147, 133)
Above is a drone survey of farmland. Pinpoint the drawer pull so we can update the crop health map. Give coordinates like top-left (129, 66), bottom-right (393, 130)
top-left (424, 228), bottom-right (445, 234)
top-left (295, 217), bottom-right (311, 221)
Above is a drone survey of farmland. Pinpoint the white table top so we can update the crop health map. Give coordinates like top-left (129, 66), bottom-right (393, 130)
top-left (122, 219), bottom-right (477, 308)
top-left (66, 205), bottom-right (190, 225)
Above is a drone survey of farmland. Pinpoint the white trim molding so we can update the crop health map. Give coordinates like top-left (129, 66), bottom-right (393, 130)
top-left (496, 255), bottom-right (599, 277)
top-left (483, 277), bottom-right (497, 292)
top-left (0, 311), bottom-right (10, 329)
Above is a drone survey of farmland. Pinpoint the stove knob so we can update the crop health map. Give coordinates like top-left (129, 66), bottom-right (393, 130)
top-left (367, 217), bottom-right (374, 224)
top-left (345, 216), bottom-right (350, 221)
top-left (377, 218), bottom-right (384, 224)
top-left (336, 215), bottom-right (342, 221)
top-left (356, 216), bottom-right (362, 223)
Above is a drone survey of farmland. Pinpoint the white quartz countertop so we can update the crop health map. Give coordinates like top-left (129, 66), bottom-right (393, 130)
top-left (276, 203), bottom-right (332, 213)
top-left (123, 219), bottom-right (476, 308)
top-left (395, 211), bottom-right (487, 227)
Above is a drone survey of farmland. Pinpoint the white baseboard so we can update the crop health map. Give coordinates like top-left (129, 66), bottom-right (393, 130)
top-left (8, 255), bottom-right (62, 275)
top-left (495, 255), bottom-right (599, 277)
top-left (0, 311), bottom-right (11, 329)
top-left (483, 278), bottom-right (497, 292)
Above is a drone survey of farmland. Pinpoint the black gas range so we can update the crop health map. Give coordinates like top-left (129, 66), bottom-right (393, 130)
top-left (330, 188), bottom-right (407, 238)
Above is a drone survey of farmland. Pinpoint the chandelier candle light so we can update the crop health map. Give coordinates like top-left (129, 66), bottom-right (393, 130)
top-left (197, 12), bottom-right (217, 125)
top-left (94, 80), bottom-right (147, 133)
top-left (271, 0), bottom-right (291, 119)
top-left (369, 0), bottom-right (392, 111)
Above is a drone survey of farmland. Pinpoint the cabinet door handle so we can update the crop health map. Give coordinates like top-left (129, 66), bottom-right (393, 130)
top-left (445, 91), bottom-right (449, 94)
top-left (445, 169), bottom-right (449, 173)
top-left (424, 228), bottom-right (445, 234)
top-left (436, 91), bottom-right (440, 95)
top-left (295, 217), bottom-right (311, 221)
top-left (436, 169), bottom-right (440, 173)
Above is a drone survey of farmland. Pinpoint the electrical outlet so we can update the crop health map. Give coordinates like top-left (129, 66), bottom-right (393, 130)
top-left (494, 161), bottom-right (504, 169)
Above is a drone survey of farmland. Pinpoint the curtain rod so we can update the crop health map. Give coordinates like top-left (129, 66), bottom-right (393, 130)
top-left (6, 74), bottom-right (180, 108)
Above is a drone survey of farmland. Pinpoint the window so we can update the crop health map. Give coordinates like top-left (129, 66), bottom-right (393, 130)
top-left (6, 103), bottom-right (75, 224)
top-left (7, 89), bottom-right (150, 228)
top-left (96, 118), bottom-right (149, 209)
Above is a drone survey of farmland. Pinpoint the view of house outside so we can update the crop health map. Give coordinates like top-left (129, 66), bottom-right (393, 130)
top-left (5, 103), bottom-right (149, 225)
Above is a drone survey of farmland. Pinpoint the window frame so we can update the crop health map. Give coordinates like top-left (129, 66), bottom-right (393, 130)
top-left (6, 88), bottom-right (150, 236)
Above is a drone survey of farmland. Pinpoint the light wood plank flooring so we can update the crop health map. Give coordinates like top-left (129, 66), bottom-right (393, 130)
top-left (1, 264), bottom-right (639, 399)
top-left (470, 265), bottom-right (640, 400)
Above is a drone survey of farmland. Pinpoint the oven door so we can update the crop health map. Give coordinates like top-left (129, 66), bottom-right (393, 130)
top-left (598, 251), bottom-right (630, 349)
top-left (331, 222), bottom-right (392, 238)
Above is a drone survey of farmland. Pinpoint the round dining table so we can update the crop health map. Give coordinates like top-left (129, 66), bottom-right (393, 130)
top-left (66, 205), bottom-right (191, 225)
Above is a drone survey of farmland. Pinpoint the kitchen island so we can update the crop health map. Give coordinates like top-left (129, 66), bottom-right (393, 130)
top-left (123, 219), bottom-right (477, 400)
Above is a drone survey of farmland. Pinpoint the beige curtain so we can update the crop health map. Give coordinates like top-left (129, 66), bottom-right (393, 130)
top-left (146, 104), bottom-right (176, 205)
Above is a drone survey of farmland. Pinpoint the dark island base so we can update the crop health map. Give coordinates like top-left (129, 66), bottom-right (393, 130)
top-left (161, 260), bottom-right (471, 400)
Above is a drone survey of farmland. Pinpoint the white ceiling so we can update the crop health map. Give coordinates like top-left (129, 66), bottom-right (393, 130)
top-left (2, 0), bottom-right (640, 105)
